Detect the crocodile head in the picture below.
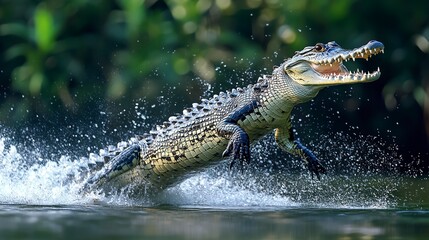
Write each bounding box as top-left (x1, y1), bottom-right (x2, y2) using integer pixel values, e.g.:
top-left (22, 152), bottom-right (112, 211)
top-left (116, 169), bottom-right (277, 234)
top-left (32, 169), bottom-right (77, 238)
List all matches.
top-left (284, 40), bottom-right (384, 86)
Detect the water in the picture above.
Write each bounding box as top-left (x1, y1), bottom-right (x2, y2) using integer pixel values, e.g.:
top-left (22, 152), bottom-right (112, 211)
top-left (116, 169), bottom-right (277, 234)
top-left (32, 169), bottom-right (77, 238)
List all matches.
top-left (1, 130), bottom-right (428, 239)
top-left (2, 205), bottom-right (428, 240)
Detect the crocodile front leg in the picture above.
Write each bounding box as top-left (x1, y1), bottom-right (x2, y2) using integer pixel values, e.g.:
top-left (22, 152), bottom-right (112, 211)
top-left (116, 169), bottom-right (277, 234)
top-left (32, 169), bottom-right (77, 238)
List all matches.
top-left (275, 119), bottom-right (326, 179)
top-left (216, 100), bottom-right (259, 169)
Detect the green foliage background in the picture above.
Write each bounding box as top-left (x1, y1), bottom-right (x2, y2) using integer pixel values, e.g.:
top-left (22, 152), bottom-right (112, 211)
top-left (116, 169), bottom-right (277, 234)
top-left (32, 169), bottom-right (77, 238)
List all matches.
top-left (0, 0), bottom-right (428, 165)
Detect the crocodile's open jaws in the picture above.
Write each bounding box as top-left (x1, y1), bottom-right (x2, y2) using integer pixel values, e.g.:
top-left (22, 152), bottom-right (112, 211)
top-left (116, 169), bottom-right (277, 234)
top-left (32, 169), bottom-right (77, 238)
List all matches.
top-left (285, 40), bottom-right (384, 86)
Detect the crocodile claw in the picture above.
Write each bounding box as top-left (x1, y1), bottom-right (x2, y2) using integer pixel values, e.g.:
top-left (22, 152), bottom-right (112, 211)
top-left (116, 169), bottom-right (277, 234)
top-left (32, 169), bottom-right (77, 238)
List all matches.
top-left (294, 139), bottom-right (326, 180)
top-left (307, 157), bottom-right (326, 180)
top-left (222, 132), bottom-right (250, 170)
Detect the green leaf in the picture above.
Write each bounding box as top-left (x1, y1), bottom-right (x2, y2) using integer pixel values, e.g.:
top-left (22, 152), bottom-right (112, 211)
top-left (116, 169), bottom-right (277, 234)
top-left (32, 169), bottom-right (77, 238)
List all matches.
top-left (34, 5), bottom-right (56, 53)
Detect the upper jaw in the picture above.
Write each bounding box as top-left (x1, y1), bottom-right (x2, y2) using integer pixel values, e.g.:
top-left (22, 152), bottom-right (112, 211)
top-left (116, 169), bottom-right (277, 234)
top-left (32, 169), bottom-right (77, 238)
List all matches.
top-left (287, 40), bottom-right (384, 86)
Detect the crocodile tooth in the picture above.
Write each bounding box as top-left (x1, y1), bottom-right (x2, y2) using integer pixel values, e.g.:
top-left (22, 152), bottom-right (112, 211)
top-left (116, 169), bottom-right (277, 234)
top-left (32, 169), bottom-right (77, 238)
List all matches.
top-left (237, 87), bottom-right (244, 93)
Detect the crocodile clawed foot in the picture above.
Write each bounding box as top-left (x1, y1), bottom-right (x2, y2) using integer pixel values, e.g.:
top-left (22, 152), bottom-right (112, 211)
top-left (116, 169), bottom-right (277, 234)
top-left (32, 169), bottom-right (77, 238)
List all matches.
top-left (294, 139), bottom-right (326, 180)
top-left (307, 158), bottom-right (326, 180)
top-left (222, 133), bottom-right (250, 170)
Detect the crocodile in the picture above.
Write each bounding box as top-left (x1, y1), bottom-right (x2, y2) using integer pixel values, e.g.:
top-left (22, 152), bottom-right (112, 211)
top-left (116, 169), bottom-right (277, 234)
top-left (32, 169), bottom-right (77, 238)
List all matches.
top-left (82, 40), bottom-right (384, 194)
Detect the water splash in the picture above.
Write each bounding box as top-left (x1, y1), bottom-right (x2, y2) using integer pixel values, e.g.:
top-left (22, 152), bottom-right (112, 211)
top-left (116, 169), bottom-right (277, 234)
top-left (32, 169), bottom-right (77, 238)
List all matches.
top-left (159, 166), bottom-right (396, 209)
top-left (0, 137), bottom-right (84, 205)
top-left (0, 127), bottom-right (401, 209)
top-left (160, 171), bottom-right (299, 208)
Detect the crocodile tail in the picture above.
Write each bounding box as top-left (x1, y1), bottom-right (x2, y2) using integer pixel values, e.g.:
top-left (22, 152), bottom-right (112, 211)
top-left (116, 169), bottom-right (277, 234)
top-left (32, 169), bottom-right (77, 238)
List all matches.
top-left (78, 136), bottom-right (148, 191)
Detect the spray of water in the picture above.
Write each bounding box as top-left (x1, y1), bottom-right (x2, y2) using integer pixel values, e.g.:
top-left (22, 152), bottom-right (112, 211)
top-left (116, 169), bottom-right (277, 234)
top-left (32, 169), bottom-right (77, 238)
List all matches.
top-left (0, 136), bottom-right (82, 205)
top-left (0, 128), bottom-right (400, 208)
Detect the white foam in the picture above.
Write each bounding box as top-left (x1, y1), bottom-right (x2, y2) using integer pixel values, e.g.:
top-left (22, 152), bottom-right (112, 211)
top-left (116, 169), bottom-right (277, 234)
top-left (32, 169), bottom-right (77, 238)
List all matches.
top-left (160, 172), bottom-right (299, 208)
top-left (0, 137), bottom-right (89, 205)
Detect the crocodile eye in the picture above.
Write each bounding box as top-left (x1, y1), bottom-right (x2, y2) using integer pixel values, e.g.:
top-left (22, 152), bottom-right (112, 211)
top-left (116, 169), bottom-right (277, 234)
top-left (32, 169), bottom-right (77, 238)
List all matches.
top-left (314, 43), bottom-right (325, 52)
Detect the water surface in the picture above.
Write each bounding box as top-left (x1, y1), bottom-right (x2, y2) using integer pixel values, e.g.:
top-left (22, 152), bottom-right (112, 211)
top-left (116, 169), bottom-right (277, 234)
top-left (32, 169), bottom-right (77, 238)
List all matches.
top-left (1, 204), bottom-right (429, 239)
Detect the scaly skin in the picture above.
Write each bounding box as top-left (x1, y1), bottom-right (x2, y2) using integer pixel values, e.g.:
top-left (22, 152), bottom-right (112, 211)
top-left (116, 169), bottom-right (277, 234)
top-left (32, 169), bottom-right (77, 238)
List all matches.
top-left (83, 40), bottom-right (384, 192)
